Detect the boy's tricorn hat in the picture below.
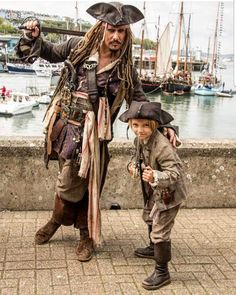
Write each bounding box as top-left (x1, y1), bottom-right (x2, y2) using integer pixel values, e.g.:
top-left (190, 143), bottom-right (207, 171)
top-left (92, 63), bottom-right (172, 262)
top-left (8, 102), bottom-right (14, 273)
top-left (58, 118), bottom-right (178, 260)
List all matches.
top-left (119, 101), bottom-right (174, 125)
top-left (86, 2), bottom-right (144, 26)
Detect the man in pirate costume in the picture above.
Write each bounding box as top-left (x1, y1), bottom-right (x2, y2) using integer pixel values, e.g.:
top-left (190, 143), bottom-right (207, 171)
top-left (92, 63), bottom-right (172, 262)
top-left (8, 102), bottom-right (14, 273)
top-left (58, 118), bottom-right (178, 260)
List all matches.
top-left (16, 2), bottom-right (178, 261)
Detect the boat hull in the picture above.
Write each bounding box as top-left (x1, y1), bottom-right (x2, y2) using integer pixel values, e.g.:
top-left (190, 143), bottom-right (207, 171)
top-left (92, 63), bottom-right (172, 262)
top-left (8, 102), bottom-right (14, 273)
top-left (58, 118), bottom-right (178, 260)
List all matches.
top-left (141, 80), bottom-right (162, 93)
top-left (38, 94), bottom-right (51, 104)
top-left (162, 81), bottom-right (192, 94)
top-left (216, 91), bottom-right (233, 97)
top-left (194, 86), bottom-right (219, 96)
top-left (0, 102), bottom-right (33, 116)
top-left (7, 63), bottom-right (36, 75)
top-left (35, 70), bottom-right (51, 77)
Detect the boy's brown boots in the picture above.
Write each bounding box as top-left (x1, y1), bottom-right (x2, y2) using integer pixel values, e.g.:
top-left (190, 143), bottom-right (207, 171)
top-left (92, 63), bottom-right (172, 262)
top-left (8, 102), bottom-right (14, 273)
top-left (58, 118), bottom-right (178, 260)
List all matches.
top-left (134, 225), bottom-right (154, 258)
top-left (142, 241), bottom-right (171, 290)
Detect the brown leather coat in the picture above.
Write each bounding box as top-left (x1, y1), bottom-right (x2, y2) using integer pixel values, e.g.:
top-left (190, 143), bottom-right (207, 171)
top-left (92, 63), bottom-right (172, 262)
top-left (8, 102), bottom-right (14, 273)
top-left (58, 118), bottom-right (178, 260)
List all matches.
top-left (135, 130), bottom-right (187, 211)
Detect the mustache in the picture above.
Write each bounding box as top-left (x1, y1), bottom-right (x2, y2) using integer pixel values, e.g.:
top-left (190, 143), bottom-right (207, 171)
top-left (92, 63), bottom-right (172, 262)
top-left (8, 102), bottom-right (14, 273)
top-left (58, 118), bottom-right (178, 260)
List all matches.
top-left (110, 41), bottom-right (122, 45)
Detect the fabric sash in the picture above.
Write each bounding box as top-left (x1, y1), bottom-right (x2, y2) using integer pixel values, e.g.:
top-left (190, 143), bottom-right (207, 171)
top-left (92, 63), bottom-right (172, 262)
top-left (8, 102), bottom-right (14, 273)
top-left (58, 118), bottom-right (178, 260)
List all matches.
top-left (97, 96), bottom-right (112, 141)
top-left (78, 111), bottom-right (101, 246)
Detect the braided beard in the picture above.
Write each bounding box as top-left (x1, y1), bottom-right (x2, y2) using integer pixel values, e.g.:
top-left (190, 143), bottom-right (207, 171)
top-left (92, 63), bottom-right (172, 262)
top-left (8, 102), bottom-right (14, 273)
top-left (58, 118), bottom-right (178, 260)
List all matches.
top-left (109, 49), bottom-right (121, 63)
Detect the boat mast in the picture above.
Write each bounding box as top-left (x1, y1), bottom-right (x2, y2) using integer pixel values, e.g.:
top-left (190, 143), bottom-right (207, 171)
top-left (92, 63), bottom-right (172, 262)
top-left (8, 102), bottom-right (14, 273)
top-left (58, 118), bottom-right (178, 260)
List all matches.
top-left (154, 16), bottom-right (160, 77)
top-left (206, 36), bottom-right (211, 65)
top-left (216, 3), bottom-right (224, 82)
top-left (75, 1), bottom-right (82, 31)
top-left (211, 2), bottom-right (220, 75)
top-left (184, 14), bottom-right (191, 72)
top-left (176, 2), bottom-right (184, 71)
top-left (139, 2), bottom-right (146, 77)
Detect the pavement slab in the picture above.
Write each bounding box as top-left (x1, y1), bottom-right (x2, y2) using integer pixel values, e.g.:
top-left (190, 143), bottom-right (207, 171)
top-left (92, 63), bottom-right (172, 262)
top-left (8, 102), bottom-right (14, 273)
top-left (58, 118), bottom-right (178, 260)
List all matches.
top-left (0, 208), bottom-right (236, 294)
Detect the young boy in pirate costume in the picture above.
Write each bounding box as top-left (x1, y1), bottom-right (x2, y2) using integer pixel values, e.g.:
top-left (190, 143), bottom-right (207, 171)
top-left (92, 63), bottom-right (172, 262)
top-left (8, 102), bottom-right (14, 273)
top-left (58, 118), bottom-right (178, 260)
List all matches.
top-left (15, 2), bottom-right (178, 262)
top-left (119, 101), bottom-right (187, 290)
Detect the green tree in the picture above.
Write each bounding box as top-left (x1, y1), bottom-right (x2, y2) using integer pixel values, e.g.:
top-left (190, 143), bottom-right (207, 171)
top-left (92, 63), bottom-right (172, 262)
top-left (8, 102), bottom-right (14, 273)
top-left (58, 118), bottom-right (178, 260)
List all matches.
top-left (0, 17), bottom-right (17, 34)
top-left (133, 37), bottom-right (156, 50)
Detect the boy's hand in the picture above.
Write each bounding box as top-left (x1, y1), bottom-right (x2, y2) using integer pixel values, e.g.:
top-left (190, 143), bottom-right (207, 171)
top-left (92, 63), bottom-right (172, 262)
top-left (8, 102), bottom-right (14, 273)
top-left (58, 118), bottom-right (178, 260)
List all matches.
top-left (142, 166), bottom-right (154, 183)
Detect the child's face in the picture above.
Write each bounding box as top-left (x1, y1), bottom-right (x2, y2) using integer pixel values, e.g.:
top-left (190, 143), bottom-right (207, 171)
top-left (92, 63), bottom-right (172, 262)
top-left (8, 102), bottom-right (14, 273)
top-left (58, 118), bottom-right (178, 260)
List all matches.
top-left (131, 119), bottom-right (153, 141)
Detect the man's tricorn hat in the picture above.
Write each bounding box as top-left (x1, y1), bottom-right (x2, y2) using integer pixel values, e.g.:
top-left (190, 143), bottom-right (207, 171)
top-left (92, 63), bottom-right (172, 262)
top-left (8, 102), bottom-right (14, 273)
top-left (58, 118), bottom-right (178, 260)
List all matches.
top-left (86, 2), bottom-right (144, 26)
top-left (119, 101), bottom-right (174, 125)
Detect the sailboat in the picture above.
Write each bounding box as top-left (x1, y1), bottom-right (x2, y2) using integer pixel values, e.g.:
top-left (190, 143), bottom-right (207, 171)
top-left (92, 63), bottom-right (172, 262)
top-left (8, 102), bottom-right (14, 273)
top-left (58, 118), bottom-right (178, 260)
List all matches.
top-left (194, 2), bottom-right (223, 96)
top-left (161, 2), bottom-right (192, 95)
top-left (137, 2), bottom-right (162, 94)
top-left (140, 22), bottom-right (172, 94)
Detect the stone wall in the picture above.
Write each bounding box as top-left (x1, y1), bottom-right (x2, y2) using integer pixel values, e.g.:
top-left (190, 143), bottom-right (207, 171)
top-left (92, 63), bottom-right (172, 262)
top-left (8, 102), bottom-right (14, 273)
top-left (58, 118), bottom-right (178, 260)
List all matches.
top-left (0, 137), bottom-right (236, 210)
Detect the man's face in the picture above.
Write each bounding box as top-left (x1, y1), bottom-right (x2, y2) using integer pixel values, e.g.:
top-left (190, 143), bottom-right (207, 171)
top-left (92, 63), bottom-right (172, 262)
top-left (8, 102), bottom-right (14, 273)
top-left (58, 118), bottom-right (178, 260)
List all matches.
top-left (103, 24), bottom-right (128, 51)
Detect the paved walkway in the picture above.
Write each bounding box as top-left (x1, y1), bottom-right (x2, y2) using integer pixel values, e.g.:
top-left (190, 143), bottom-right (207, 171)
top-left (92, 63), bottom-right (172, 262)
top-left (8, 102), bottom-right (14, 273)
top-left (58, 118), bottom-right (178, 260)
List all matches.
top-left (0, 208), bottom-right (236, 295)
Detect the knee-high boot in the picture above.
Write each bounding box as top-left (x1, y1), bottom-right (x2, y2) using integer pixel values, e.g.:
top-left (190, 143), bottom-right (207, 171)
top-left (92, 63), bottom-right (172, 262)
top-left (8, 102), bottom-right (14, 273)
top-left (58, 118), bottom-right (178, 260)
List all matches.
top-left (74, 194), bottom-right (94, 262)
top-left (134, 225), bottom-right (154, 258)
top-left (142, 241), bottom-right (171, 290)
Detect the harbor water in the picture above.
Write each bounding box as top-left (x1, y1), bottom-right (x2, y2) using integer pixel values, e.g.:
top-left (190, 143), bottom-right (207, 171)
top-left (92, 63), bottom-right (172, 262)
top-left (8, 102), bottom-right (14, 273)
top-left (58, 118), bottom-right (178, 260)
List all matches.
top-left (0, 63), bottom-right (235, 139)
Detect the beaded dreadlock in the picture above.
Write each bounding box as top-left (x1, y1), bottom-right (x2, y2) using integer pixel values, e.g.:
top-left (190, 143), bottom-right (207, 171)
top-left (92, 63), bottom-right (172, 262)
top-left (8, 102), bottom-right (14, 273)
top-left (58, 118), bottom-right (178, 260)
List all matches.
top-left (52, 20), bottom-right (135, 107)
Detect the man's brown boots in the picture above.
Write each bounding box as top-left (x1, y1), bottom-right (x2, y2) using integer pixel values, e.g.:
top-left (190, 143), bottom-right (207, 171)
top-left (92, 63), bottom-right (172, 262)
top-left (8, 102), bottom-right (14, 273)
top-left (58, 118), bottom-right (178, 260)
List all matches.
top-left (35, 218), bottom-right (61, 245)
top-left (76, 228), bottom-right (94, 262)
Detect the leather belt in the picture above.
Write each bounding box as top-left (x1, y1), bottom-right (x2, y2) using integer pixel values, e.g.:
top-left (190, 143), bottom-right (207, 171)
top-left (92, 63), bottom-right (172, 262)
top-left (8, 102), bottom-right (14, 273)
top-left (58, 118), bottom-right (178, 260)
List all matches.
top-left (68, 119), bottom-right (81, 127)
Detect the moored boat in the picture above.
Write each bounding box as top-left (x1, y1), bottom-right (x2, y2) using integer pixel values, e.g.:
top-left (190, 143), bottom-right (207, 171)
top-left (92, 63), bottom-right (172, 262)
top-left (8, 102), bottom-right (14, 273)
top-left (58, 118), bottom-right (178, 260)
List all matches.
top-left (163, 89), bottom-right (185, 96)
top-left (6, 62), bottom-right (36, 75)
top-left (140, 79), bottom-right (161, 93)
top-left (33, 60), bottom-right (63, 77)
top-left (38, 93), bottom-right (51, 104)
top-left (161, 3), bottom-right (192, 95)
top-left (194, 85), bottom-right (219, 96)
top-left (162, 78), bottom-right (192, 94)
top-left (0, 92), bottom-right (35, 116)
top-left (194, 3), bottom-right (224, 97)
top-left (216, 91), bottom-right (233, 97)
top-left (136, 6), bottom-right (170, 94)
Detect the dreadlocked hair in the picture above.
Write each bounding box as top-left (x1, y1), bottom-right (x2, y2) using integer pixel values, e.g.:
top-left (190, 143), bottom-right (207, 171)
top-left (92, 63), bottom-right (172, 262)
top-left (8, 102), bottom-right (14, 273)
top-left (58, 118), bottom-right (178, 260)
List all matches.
top-left (116, 26), bottom-right (135, 106)
top-left (53, 21), bottom-right (135, 106)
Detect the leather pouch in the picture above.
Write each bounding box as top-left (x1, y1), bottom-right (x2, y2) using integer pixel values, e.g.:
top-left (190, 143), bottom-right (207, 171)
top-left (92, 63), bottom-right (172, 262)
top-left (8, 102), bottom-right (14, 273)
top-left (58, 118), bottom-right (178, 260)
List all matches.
top-left (161, 188), bottom-right (175, 205)
top-left (50, 118), bottom-right (65, 141)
